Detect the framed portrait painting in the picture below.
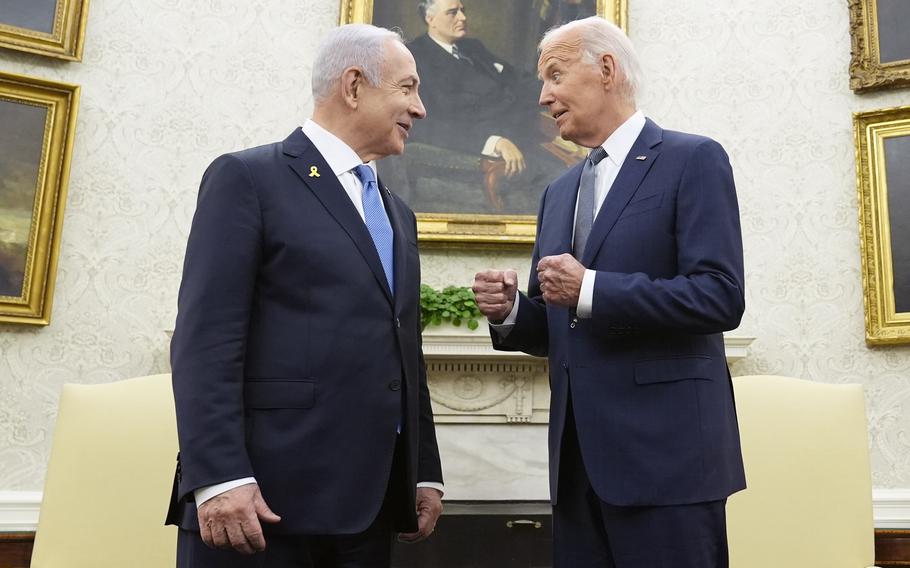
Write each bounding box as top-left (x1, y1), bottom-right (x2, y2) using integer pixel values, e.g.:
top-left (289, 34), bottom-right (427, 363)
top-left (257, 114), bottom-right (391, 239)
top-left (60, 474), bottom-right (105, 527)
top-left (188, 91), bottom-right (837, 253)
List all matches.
top-left (849, 0), bottom-right (910, 92)
top-left (0, 72), bottom-right (79, 325)
top-left (854, 105), bottom-right (910, 345)
top-left (0, 0), bottom-right (90, 61)
top-left (340, 0), bottom-right (628, 245)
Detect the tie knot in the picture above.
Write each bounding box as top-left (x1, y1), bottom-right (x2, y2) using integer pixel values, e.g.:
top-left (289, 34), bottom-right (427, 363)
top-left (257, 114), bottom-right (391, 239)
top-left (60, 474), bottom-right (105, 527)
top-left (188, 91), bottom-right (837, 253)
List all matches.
top-left (353, 164), bottom-right (376, 186)
top-left (588, 146), bottom-right (608, 165)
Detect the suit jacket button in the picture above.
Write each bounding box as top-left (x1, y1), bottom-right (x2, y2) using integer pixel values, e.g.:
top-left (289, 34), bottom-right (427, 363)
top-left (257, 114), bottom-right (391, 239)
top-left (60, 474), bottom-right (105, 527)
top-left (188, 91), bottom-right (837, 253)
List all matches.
top-left (396, 318), bottom-right (401, 328)
top-left (389, 379), bottom-right (402, 391)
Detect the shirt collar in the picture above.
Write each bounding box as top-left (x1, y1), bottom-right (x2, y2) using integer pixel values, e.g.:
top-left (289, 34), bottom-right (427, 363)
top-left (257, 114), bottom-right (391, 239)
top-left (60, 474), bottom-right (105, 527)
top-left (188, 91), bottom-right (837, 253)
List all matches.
top-left (302, 119), bottom-right (376, 179)
top-left (598, 110), bottom-right (646, 168)
top-left (428, 34), bottom-right (455, 55)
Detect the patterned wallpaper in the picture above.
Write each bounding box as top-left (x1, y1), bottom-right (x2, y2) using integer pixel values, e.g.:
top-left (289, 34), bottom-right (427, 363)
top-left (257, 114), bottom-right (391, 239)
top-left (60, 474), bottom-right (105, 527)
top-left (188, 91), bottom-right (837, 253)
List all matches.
top-left (0, 0), bottom-right (909, 491)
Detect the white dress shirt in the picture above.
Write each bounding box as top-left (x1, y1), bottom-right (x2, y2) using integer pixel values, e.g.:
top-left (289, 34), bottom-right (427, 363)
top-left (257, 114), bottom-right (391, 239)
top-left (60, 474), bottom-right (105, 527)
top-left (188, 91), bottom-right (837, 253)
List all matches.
top-left (195, 119), bottom-right (443, 506)
top-left (493, 110), bottom-right (647, 329)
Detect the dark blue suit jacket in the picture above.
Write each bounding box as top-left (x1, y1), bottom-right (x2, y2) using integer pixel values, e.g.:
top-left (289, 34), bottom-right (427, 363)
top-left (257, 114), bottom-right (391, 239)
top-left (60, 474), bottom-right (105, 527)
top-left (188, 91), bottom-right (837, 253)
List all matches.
top-left (166, 129), bottom-right (442, 534)
top-left (495, 119), bottom-right (746, 506)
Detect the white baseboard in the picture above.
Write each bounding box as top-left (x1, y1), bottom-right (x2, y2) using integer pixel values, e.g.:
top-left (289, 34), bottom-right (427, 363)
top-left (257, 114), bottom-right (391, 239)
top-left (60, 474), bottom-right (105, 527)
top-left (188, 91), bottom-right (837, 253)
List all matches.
top-left (872, 488), bottom-right (910, 529)
top-left (2, 489), bottom-right (909, 532)
top-left (0, 491), bottom-right (41, 532)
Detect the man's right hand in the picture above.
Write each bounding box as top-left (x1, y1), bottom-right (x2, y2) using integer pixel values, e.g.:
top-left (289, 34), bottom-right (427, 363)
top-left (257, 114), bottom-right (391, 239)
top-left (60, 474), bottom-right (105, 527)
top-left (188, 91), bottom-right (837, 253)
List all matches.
top-left (472, 270), bottom-right (518, 323)
top-left (197, 483), bottom-right (281, 555)
top-left (494, 138), bottom-right (526, 177)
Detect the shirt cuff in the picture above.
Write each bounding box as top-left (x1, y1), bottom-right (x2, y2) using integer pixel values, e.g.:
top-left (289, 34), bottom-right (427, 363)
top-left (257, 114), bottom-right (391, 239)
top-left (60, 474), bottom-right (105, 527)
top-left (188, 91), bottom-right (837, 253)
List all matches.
top-left (576, 269), bottom-right (596, 318)
top-left (417, 482), bottom-right (445, 497)
top-left (194, 477), bottom-right (257, 506)
top-left (482, 135), bottom-right (503, 157)
top-left (489, 295), bottom-right (520, 337)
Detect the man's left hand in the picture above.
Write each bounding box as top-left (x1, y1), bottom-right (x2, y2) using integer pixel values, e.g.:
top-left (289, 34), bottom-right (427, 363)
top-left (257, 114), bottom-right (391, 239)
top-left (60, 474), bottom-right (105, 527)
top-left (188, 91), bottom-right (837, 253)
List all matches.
top-left (398, 487), bottom-right (443, 543)
top-left (537, 254), bottom-right (585, 308)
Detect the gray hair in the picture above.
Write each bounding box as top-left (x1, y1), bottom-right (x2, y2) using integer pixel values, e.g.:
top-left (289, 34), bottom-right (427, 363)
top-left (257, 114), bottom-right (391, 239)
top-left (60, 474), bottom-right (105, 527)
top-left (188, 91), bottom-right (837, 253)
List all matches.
top-left (417, 0), bottom-right (439, 20)
top-left (311, 24), bottom-right (403, 104)
top-left (540, 17), bottom-right (642, 104)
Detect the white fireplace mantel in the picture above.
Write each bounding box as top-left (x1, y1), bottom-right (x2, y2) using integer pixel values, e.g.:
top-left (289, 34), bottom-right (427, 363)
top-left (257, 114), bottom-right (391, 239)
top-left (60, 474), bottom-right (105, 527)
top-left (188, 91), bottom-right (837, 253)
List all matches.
top-left (422, 330), bottom-right (754, 361)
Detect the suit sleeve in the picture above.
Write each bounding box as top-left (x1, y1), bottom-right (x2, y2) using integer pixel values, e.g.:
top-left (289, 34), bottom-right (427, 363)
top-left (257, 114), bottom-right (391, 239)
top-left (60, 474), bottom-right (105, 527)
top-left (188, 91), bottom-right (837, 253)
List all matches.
top-left (591, 139), bottom-right (745, 334)
top-left (170, 154), bottom-right (261, 501)
top-left (409, 209), bottom-right (443, 484)
top-left (416, 346), bottom-right (443, 483)
top-left (491, 187), bottom-right (550, 357)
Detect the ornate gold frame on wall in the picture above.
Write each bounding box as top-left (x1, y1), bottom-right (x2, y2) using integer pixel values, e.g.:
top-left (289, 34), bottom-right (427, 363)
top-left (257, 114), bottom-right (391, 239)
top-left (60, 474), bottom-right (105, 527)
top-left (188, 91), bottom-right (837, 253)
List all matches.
top-left (854, 105), bottom-right (910, 345)
top-left (339, 0), bottom-right (628, 246)
top-left (848, 0), bottom-right (910, 92)
top-left (0, 72), bottom-right (80, 325)
top-left (0, 0), bottom-right (90, 61)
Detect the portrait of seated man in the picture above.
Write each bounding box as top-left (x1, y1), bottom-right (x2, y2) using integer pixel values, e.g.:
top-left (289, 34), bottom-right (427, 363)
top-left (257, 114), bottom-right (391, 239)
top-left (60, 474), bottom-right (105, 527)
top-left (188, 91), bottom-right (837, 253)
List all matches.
top-left (375, 0), bottom-right (596, 215)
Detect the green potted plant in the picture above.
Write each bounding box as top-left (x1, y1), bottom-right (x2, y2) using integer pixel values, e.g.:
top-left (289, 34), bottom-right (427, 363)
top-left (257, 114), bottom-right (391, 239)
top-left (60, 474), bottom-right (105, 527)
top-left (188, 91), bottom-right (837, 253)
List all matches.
top-left (419, 284), bottom-right (483, 332)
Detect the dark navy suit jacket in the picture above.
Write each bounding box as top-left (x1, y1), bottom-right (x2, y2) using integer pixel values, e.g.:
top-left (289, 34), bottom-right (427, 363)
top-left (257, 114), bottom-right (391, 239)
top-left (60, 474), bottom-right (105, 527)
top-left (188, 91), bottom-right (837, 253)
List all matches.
top-left (495, 119), bottom-right (747, 506)
top-left (167, 129), bottom-right (442, 534)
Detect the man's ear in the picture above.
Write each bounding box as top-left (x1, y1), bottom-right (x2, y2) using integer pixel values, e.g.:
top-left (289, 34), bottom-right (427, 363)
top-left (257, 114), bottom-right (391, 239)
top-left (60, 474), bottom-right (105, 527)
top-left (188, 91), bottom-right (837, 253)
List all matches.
top-left (600, 53), bottom-right (617, 91)
top-left (340, 67), bottom-right (365, 109)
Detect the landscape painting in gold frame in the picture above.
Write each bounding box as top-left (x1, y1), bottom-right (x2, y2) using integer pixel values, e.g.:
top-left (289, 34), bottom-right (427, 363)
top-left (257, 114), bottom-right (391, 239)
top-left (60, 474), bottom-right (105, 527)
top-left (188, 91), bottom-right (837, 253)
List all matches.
top-left (854, 104), bottom-right (910, 345)
top-left (849, 0), bottom-right (910, 92)
top-left (0, 0), bottom-right (90, 61)
top-left (340, 0), bottom-right (628, 246)
top-left (0, 71), bottom-right (79, 325)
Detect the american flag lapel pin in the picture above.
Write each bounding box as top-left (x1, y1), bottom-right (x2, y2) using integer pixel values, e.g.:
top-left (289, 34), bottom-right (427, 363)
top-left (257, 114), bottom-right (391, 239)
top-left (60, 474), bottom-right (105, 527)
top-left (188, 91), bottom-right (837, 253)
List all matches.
top-left (635, 155), bottom-right (647, 161)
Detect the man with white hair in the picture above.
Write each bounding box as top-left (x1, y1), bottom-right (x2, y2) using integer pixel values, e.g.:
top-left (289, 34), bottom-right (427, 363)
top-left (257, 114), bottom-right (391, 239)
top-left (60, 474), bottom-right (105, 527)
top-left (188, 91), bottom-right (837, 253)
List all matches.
top-left (473, 17), bottom-right (746, 567)
top-left (167, 23), bottom-right (443, 567)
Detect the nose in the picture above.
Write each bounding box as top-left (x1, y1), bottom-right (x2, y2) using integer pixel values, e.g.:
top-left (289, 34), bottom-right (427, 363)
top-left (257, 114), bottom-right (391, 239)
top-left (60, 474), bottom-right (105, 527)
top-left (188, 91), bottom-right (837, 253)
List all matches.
top-left (539, 82), bottom-right (554, 107)
top-left (456, 8), bottom-right (466, 22)
top-left (411, 92), bottom-right (427, 119)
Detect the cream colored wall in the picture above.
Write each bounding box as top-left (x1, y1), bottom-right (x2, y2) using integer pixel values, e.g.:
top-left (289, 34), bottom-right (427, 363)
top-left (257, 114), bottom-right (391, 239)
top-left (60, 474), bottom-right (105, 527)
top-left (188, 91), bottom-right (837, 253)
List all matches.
top-left (0, 0), bottom-right (908, 492)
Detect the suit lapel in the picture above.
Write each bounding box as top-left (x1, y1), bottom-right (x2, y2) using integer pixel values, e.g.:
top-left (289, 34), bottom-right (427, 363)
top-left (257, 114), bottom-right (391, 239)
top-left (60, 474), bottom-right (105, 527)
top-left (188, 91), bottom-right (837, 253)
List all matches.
top-left (381, 179), bottom-right (408, 314)
top-left (284, 129), bottom-right (394, 305)
top-left (581, 119), bottom-right (662, 266)
top-left (551, 162), bottom-right (585, 254)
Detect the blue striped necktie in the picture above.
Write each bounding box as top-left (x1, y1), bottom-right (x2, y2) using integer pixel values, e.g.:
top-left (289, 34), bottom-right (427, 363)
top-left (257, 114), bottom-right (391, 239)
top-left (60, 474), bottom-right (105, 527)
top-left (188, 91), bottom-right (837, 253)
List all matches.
top-left (573, 146), bottom-right (609, 260)
top-left (353, 164), bottom-right (395, 294)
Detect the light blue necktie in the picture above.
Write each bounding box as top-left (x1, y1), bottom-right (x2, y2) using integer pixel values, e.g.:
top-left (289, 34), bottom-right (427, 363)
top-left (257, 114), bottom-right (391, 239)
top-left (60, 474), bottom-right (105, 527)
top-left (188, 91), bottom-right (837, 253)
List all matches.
top-left (573, 146), bottom-right (609, 260)
top-left (353, 164), bottom-right (395, 294)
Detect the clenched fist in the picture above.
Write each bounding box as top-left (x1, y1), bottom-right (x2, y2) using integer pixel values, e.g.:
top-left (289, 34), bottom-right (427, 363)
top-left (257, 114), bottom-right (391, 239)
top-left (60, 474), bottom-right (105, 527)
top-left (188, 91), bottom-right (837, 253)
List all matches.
top-left (537, 254), bottom-right (585, 308)
top-left (472, 270), bottom-right (518, 323)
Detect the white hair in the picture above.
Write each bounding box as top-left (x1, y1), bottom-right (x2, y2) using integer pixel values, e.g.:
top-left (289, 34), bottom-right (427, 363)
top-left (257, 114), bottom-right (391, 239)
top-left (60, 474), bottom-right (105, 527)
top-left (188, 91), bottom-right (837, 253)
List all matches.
top-left (311, 24), bottom-right (403, 103)
top-left (540, 16), bottom-right (642, 104)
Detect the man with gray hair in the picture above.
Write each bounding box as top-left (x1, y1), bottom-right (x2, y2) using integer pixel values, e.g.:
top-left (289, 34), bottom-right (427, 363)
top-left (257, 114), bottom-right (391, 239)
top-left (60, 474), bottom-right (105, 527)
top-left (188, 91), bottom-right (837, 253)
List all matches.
top-left (167, 23), bottom-right (443, 567)
top-left (473, 16), bottom-right (746, 567)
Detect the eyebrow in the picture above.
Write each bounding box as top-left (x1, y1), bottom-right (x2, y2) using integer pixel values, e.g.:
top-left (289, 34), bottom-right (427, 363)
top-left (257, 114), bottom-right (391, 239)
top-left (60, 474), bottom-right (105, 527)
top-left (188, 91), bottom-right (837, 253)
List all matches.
top-left (537, 60), bottom-right (560, 80)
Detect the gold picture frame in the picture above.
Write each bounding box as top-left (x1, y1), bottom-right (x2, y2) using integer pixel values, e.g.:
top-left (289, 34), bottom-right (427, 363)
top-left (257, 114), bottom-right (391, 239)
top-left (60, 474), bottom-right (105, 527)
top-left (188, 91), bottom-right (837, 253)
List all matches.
top-left (854, 105), bottom-right (910, 345)
top-left (340, 0), bottom-right (628, 246)
top-left (848, 0), bottom-right (910, 92)
top-left (0, 0), bottom-right (90, 61)
top-left (0, 71), bottom-right (80, 325)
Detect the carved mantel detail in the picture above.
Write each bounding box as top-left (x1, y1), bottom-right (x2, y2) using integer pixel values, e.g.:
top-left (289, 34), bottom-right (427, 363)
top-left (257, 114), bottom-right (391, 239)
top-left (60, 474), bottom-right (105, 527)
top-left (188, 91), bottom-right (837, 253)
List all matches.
top-left (422, 328), bottom-right (754, 424)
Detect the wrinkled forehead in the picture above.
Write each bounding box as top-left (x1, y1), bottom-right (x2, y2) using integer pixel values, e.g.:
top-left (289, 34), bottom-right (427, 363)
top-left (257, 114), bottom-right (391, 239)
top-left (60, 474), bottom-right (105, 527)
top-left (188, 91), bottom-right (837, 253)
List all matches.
top-left (537, 30), bottom-right (583, 71)
top-left (384, 40), bottom-right (420, 80)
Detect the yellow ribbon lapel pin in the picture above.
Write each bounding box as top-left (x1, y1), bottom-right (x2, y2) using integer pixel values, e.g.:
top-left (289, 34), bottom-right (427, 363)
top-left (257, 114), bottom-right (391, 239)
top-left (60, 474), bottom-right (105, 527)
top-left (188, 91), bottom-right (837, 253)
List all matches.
top-left (308, 166), bottom-right (320, 177)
